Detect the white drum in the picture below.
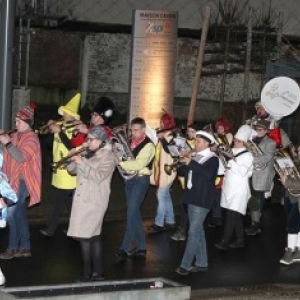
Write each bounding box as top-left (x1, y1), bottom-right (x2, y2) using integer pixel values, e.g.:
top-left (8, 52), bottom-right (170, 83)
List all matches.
top-left (261, 76), bottom-right (300, 117)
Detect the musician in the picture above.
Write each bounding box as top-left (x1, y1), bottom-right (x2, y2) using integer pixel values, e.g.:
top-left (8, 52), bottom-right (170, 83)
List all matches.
top-left (277, 143), bottom-right (300, 265)
top-left (0, 104), bottom-right (41, 260)
top-left (39, 94), bottom-right (81, 237)
top-left (148, 112), bottom-right (177, 233)
top-left (215, 125), bottom-right (253, 250)
top-left (208, 117), bottom-right (233, 228)
top-left (67, 126), bottom-right (115, 282)
top-left (245, 119), bottom-right (276, 236)
top-left (250, 101), bottom-right (293, 208)
top-left (73, 96), bottom-right (114, 147)
top-left (175, 131), bottom-right (219, 276)
top-left (114, 117), bottom-right (155, 260)
top-left (171, 122), bottom-right (200, 241)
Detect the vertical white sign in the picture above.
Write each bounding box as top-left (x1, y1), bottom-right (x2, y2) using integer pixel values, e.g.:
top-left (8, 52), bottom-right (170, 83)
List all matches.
top-left (129, 10), bottom-right (178, 129)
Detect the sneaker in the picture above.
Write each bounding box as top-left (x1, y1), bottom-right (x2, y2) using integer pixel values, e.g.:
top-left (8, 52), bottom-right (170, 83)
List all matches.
top-left (14, 249), bottom-right (32, 258)
top-left (170, 229), bottom-right (186, 241)
top-left (175, 267), bottom-right (189, 276)
top-left (189, 265), bottom-right (208, 272)
top-left (280, 248), bottom-right (294, 265)
top-left (0, 219), bottom-right (6, 228)
top-left (229, 240), bottom-right (245, 249)
top-left (0, 249), bottom-right (18, 260)
top-left (148, 224), bottom-right (165, 234)
top-left (39, 228), bottom-right (54, 237)
top-left (207, 219), bottom-right (222, 228)
top-left (114, 249), bottom-right (129, 260)
top-left (245, 223), bottom-right (261, 236)
top-left (215, 240), bottom-right (229, 251)
top-left (292, 247), bottom-right (300, 262)
top-left (129, 248), bottom-right (147, 258)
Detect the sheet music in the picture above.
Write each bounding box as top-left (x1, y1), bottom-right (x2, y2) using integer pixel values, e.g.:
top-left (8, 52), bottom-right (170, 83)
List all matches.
top-left (275, 157), bottom-right (294, 168)
top-left (167, 145), bottom-right (181, 157)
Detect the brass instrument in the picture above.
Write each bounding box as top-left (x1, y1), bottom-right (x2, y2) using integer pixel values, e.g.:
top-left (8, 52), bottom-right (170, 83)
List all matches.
top-left (35, 118), bottom-right (64, 134)
top-left (245, 140), bottom-right (267, 170)
top-left (274, 148), bottom-right (300, 197)
top-left (111, 127), bottom-right (137, 180)
top-left (52, 147), bottom-right (88, 172)
top-left (164, 135), bottom-right (193, 175)
top-left (164, 157), bottom-right (183, 176)
top-left (203, 123), bottom-right (235, 166)
top-left (0, 129), bottom-right (17, 137)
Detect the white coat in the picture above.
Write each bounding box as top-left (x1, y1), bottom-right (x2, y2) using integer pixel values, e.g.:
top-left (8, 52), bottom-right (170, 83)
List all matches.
top-left (221, 148), bottom-right (253, 215)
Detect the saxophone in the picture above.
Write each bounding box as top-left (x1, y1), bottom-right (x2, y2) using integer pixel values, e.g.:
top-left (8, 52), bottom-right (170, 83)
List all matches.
top-left (111, 126), bottom-right (137, 180)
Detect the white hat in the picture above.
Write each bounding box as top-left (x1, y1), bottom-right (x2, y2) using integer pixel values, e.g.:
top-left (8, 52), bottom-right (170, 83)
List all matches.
top-left (196, 130), bottom-right (216, 144)
top-left (234, 125), bottom-right (252, 143)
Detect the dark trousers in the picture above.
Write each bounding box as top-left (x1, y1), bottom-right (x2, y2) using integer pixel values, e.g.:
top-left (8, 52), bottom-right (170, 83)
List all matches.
top-left (284, 197), bottom-right (300, 234)
top-left (222, 209), bottom-right (244, 242)
top-left (46, 186), bottom-right (74, 234)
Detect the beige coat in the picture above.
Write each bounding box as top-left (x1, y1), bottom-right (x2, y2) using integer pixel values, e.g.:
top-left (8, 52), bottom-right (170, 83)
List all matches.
top-left (67, 144), bottom-right (115, 239)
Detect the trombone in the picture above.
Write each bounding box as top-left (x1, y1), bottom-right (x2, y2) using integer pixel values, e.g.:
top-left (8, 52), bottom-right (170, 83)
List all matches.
top-left (52, 147), bottom-right (88, 172)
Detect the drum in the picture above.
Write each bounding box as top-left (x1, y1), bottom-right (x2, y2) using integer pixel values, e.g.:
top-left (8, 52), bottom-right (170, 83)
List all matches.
top-left (261, 76), bottom-right (300, 117)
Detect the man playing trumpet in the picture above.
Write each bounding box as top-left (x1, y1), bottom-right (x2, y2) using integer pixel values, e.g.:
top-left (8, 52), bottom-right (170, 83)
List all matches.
top-left (175, 131), bottom-right (219, 276)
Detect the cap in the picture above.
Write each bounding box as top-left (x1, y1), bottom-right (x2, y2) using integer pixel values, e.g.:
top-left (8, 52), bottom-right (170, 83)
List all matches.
top-left (16, 102), bottom-right (37, 126)
top-left (255, 119), bottom-right (270, 130)
top-left (196, 130), bottom-right (216, 144)
top-left (234, 125), bottom-right (252, 143)
top-left (93, 97), bottom-right (114, 124)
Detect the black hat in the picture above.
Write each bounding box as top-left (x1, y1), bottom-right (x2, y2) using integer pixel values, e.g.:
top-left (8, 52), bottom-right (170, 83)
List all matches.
top-left (93, 97), bottom-right (114, 124)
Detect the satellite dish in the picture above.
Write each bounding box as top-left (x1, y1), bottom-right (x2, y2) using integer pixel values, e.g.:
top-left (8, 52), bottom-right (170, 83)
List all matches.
top-left (261, 76), bottom-right (300, 117)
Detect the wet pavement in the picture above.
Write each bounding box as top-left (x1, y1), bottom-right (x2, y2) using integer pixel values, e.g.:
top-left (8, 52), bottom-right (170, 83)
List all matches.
top-left (0, 158), bottom-right (300, 299)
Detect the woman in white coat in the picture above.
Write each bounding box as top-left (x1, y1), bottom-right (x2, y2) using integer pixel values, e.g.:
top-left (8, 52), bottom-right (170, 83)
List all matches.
top-left (215, 125), bottom-right (253, 250)
top-left (67, 126), bottom-right (115, 282)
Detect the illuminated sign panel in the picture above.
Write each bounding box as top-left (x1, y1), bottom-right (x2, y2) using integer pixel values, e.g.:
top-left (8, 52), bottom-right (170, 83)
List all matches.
top-left (129, 10), bottom-right (178, 128)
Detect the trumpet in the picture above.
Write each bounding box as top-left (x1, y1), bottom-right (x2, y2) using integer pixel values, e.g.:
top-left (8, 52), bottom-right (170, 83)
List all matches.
top-left (0, 129), bottom-right (17, 137)
top-left (35, 118), bottom-right (64, 134)
top-left (51, 147), bottom-right (89, 172)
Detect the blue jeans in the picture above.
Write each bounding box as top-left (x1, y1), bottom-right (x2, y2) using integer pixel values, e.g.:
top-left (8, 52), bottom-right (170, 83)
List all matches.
top-left (7, 180), bottom-right (30, 250)
top-left (121, 176), bottom-right (150, 252)
top-left (154, 183), bottom-right (175, 227)
top-left (180, 204), bottom-right (209, 270)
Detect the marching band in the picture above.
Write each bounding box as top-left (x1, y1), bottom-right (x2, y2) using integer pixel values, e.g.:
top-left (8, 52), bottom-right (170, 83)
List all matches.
top-left (0, 76), bottom-right (299, 283)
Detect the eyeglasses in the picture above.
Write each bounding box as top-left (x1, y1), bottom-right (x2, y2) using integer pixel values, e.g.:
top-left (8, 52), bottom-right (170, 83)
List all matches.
top-left (86, 137), bottom-right (96, 142)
